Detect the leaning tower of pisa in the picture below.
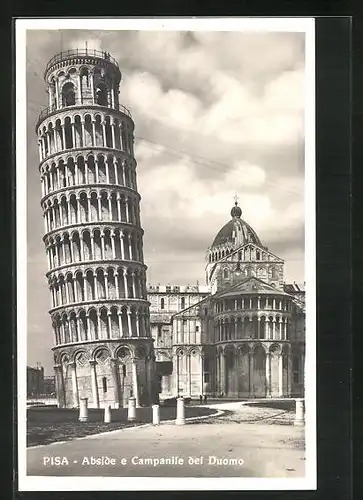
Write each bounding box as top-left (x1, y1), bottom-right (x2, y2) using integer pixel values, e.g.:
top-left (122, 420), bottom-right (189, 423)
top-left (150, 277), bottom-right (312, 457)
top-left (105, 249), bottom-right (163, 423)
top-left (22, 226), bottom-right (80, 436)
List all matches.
top-left (36, 49), bottom-right (156, 409)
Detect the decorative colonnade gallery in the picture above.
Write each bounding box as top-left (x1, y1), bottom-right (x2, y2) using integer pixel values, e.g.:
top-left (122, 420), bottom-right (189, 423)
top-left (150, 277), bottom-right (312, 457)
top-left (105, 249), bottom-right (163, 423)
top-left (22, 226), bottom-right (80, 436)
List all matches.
top-left (214, 315), bottom-right (290, 341)
top-left (216, 297), bottom-right (291, 313)
top-left (40, 155), bottom-right (137, 197)
top-left (49, 265), bottom-right (147, 307)
top-left (51, 304), bottom-right (151, 345)
top-left (38, 112), bottom-right (134, 162)
top-left (42, 189), bottom-right (140, 233)
top-left (44, 228), bottom-right (144, 269)
top-left (209, 245), bottom-right (271, 262)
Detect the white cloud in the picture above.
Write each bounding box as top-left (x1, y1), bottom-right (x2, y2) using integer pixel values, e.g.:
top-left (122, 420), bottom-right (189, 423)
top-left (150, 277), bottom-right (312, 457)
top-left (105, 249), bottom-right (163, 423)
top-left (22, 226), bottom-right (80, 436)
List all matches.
top-left (123, 71), bottom-right (203, 130)
top-left (71, 36), bottom-right (103, 51)
top-left (232, 161), bottom-right (266, 187)
top-left (123, 61), bottom-right (304, 150)
top-left (192, 32), bottom-right (304, 79)
top-left (138, 155), bottom-right (269, 225)
top-left (265, 68), bottom-right (305, 112)
top-left (135, 140), bottom-right (165, 161)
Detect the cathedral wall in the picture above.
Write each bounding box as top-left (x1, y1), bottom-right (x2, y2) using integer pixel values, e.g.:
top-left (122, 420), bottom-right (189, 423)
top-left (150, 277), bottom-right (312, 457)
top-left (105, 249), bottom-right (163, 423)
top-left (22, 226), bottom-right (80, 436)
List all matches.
top-left (161, 374), bottom-right (173, 395)
top-left (237, 354), bottom-right (250, 395)
top-left (148, 290), bottom-right (209, 316)
top-left (190, 351), bottom-right (202, 396)
top-left (152, 324), bottom-right (173, 349)
top-left (270, 354), bottom-right (279, 397)
top-left (177, 354), bottom-right (188, 395)
top-left (213, 262), bottom-right (284, 292)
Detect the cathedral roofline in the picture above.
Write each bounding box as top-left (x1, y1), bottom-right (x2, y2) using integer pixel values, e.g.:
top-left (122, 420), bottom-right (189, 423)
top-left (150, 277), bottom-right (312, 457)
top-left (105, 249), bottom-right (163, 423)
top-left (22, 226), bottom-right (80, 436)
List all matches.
top-left (171, 295), bottom-right (211, 319)
top-left (205, 242), bottom-right (284, 268)
top-left (213, 276), bottom-right (292, 299)
top-left (284, 282), bottom-right (306, 293)
top-left (147, 284), bottom-right (209, 293)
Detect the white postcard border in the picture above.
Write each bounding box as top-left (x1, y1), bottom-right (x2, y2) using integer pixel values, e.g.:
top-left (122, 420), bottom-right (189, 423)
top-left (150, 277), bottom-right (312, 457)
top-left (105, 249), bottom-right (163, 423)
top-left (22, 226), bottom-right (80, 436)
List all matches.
top-left (16, 16), bottom-right (316, 491)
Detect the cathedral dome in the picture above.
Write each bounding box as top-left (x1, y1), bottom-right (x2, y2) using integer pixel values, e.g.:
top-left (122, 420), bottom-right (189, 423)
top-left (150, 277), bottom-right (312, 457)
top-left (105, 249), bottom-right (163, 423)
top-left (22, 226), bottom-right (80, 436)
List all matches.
top-left (211, 202), bottom-right (263, 249)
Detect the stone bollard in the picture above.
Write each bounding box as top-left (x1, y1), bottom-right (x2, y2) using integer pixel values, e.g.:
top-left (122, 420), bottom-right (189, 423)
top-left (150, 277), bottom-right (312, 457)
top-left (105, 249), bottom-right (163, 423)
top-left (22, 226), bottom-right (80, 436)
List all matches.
top-left (152, 404), bottom-right (160, 425)
top-left (175, 397), bottom-right (185, 425)
top-left (104, 405), bottom-right (111, 423)
top-left (294, 398), bottom-right (305, 426)
top-left (78, 397), bottom-right (88, 422)
top-left (128, 397), bottom-right (136, 421)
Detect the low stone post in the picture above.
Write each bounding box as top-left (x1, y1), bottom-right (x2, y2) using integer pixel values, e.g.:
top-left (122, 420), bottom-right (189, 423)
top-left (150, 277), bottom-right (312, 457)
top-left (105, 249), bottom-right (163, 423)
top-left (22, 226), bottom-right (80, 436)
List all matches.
top-left (176, 397), bottom-right (185, 425)
top-left (128, 397), bottom-right (136, 421)
top-left (78, 397), bottom-right (88, 422)
top-left (152, 404), bottom-right (160, 425)
top-left (104, 405), bottom-right (111, 423)
top-left (294, 398), bottom-right (305, 426)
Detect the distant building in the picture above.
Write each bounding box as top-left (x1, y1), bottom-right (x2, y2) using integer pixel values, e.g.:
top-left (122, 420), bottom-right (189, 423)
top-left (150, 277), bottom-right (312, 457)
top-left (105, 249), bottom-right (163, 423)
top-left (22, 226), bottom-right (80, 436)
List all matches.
top-left (43, 376), bottom-right (56, 396)
top-left (148, 202), bottom-right (305, 399)
top-left (283, 282), bottom-right (306, 305)
top-left (148, 284), bottom-right (210, 395)
top-left (27, 365), bottom-right (44, 398)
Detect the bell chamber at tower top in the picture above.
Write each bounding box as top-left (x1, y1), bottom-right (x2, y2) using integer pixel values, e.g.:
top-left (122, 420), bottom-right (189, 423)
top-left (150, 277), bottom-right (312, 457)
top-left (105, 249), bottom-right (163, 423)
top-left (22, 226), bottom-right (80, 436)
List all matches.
top-left (36, 49), bottom-right (133, 156)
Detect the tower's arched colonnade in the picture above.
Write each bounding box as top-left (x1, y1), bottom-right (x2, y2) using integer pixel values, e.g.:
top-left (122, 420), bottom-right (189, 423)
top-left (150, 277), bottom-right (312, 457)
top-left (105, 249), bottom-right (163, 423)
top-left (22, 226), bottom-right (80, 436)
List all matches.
top-left (36, 49), bottom-right (156, 408)
top-left (54, 342), bottom-right (154, 409)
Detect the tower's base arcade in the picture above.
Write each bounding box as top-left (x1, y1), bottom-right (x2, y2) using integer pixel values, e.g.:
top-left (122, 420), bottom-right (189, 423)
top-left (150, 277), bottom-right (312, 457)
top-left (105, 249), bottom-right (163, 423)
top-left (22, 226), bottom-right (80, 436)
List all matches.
top-left (53, 339), bottom-right (156, 408)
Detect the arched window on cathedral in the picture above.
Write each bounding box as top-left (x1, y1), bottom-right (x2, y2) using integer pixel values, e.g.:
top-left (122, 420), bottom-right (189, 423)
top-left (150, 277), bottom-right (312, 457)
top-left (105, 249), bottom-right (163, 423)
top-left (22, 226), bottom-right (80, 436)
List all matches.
top-left (181, 297), bottom-right (185, 309)
top-left (61, 82), bottom-right (76, 107)
top-left (160, 298), bottom-right (165, 310)
top-left (223, 268), bottom-right (229, 279)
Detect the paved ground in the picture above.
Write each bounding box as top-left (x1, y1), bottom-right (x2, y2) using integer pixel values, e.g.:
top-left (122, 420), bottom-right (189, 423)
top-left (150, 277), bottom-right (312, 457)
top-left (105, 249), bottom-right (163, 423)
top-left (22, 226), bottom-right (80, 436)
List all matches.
top-left (27, 402), bottom-right (305, 478)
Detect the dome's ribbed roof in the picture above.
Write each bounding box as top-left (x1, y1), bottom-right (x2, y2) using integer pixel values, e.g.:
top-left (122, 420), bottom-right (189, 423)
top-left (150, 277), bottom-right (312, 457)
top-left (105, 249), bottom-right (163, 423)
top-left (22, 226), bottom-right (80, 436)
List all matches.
top-left (211, 202), bottom-right (262, 249)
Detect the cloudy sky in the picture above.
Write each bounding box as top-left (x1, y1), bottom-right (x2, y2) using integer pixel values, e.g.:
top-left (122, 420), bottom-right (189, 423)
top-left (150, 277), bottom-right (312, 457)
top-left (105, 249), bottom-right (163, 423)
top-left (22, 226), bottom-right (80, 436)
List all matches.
top-left (25, 28), bottom-right (306, 374)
